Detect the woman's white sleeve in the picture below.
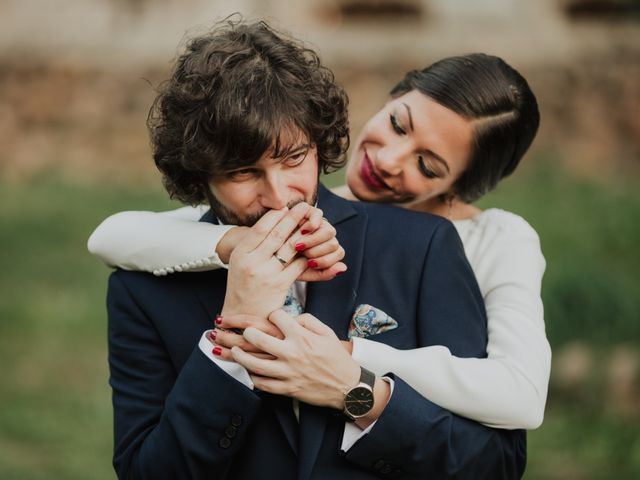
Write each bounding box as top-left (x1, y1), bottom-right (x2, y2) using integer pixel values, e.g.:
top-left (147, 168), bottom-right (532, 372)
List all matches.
top-left (87, 206), bottom-right (235, 276)
top-left (352, 222), bottom-right (550, 430)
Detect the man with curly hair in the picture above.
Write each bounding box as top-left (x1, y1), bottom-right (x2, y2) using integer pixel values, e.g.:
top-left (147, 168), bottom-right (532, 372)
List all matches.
top-left (106, 19), bottom-right (522, 479)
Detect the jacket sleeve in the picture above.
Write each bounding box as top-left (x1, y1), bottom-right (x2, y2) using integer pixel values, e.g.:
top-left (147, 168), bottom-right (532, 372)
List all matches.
top-left (344, 221), bottom-right (526, 479)
top-left (107, 272), bottom-right (261, 479)
top-left (88, 207), bottom-right (233, 275)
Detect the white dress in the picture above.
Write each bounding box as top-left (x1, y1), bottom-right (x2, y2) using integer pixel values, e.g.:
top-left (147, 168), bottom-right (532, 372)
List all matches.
top-left (88, 205), bottom-right (550, 429)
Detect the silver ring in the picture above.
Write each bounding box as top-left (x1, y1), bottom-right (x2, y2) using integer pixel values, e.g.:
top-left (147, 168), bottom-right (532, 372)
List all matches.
top-left (274, 255), bottom-right (288, 266)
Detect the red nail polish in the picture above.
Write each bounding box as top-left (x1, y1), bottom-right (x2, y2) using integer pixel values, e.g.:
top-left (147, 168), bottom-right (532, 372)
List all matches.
top-left (209, 330), bottom-right (217, 340)
top-left (301, 229), bottom-right (310, 235)
top-left (212, 346), bottom-right (222, 356)
top-left (336, 270), bottom-right (345, 276)
top-left (215, 314), bottom-right (223, 325)
top-left (295, 243), bottom-right (306, 252)
top-left (307, 260), bottom-right (318, 268)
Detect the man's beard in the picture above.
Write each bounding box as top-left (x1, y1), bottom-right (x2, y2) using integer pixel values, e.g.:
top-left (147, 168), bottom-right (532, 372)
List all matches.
top-left (207, 184), bottom-right (319, 226)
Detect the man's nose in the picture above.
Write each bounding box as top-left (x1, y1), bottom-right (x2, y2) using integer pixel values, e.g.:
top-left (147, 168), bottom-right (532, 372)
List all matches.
top-left (259, 173), bottom-right (289, 210)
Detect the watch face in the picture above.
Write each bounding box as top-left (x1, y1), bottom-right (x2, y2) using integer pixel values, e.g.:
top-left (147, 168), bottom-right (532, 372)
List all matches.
top-left (345, 386), bottom-right (374, 417)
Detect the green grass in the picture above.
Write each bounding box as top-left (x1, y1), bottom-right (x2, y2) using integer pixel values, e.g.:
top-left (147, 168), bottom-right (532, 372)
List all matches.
top-left (527, 407), bottom-right (640, 480)
top-left (0, 173), bottom-right (178, 479)
top-left (0, 162), bottom-right (638, 479)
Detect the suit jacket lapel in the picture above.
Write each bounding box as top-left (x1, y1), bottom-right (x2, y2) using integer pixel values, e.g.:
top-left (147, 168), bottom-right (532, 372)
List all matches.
top-left (305, 186), bottom-right (366, 337)
top-left (298, 185), bottom-right (367, 480)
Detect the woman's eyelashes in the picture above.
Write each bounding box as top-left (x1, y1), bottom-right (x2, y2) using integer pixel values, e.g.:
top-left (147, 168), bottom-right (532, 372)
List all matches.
top-left (418, 156), bottom-right (439, 179)
top-left (389, 113), bottom-right (439, 179)
top-left (390, 114), bottom-right (406, 135)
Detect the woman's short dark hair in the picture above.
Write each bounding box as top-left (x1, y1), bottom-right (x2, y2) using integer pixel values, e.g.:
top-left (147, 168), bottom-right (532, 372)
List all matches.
top-left (148, 18), bottom-right (350, 205)
top-left (390, 53), bottom-right (540, 203)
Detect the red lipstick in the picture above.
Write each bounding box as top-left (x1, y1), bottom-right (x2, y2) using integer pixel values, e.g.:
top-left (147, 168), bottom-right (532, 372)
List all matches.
top-left (360, 152), bottom-right (389, 190)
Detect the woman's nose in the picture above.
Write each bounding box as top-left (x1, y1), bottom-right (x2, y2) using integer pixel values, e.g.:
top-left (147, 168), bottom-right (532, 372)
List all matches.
top-left (375, 146), bottom-right (404, 177)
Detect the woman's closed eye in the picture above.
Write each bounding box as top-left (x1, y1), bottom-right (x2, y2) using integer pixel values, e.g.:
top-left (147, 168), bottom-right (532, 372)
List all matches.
top-left (418, 156), bottom-right (439, 179)
top-left (390, 114), bottom-right (406, 136)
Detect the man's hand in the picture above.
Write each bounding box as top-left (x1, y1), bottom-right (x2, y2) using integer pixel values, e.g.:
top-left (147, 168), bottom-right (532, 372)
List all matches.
top-left (208, 311), bottom-right (390, 428)
top-left (231, 310), bottom-right (362, 410)
top-left (215, 207), bottom-right (347, 281)
top-left (221, 204), bottom-right (311, 318)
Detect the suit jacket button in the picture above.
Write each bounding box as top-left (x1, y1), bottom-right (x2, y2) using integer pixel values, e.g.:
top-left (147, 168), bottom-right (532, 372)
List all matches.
top-left (380, 464), bottom-right (393, 475)
top-left (225, 425), bottom-right (237, 438)
top-left (373, 459), bottom-right (385, 470)
top-left (231, 414), bottom-right (242, 426)
top-left (219, 437), bottom-right (232, 449)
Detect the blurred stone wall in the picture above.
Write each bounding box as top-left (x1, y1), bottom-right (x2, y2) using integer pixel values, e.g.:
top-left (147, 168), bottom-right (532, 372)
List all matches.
top-left (0, 0), bottom-right (638, 180)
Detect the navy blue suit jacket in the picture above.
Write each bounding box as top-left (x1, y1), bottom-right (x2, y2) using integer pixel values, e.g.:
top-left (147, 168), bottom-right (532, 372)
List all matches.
top-left (107, 185), bottom-right (526, 479)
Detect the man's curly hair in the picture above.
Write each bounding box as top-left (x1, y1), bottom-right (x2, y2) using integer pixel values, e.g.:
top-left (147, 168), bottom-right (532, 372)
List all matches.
top-left (147, 18), bottom-right (350, 206)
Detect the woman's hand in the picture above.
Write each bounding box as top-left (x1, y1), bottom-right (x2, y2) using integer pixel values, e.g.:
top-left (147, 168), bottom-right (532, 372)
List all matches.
top-left (216, 226), bottom-right (250, 264)
top-left (288, 217), bottom-right (347, 282)
top-left (206, 313), bottom-right (284, 361)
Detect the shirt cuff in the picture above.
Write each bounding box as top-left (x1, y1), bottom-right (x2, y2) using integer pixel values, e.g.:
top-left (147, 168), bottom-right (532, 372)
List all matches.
top-left (152, 224), bottom-right (234, 276)
top-left (340, 377), bottom-right (394, 452)
top-left (198, 330), bottom-right (254, 389)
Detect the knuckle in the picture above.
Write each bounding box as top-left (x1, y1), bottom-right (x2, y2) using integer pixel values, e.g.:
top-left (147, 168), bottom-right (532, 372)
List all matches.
top-left (252, 223), bottom-right (271, 236)
top-left (284, 384), bottom-right (298, 396)
top-left (291, 203), bottom-right (310, 218)
top-left (240, 264), bottom-right (258, 277)
top-left (271, 228), bottom-right (287, 243)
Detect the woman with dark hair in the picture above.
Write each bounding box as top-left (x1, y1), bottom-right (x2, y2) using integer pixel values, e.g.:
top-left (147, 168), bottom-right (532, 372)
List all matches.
top-left (89, 53), bottom-right (550, 430)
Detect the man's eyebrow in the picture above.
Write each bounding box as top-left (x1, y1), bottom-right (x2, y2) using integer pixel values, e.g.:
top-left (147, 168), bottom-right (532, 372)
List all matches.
top-left (290, 142), bottom-right (311, 153)
top-left (280, 142), bottom-right (311, 157)
top-left (402, 103), bottom-right (414, 132)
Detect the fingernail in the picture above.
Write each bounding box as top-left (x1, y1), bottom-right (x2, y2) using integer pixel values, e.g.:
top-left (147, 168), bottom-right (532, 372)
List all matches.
top-left (209, 330), bottom-right (217, 340)
top-left (301, 229), bottom-right (310, 235)
top-left (336, 270), bottom-right (345, 276)
top-left (307, 260), bottom-right (318, 268)
top-left (295, 243), bottom-right (306, 252)
top-left (212, 346), bottom-right (222, 356)
top-left (215, 314), bottom-right (223, 325)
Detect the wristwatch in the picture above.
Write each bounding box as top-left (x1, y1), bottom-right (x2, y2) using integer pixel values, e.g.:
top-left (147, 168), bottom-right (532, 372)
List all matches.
top-left (343, 366), bottom-right (376, 421)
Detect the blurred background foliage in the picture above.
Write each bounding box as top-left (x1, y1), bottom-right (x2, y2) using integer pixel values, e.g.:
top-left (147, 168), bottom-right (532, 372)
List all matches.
top-left (1, 1), bottom-right (639, 479)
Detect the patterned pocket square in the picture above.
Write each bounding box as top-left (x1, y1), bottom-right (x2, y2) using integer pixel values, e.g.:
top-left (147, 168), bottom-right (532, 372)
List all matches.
top-left (348, 304), bottom-right (399, 339)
